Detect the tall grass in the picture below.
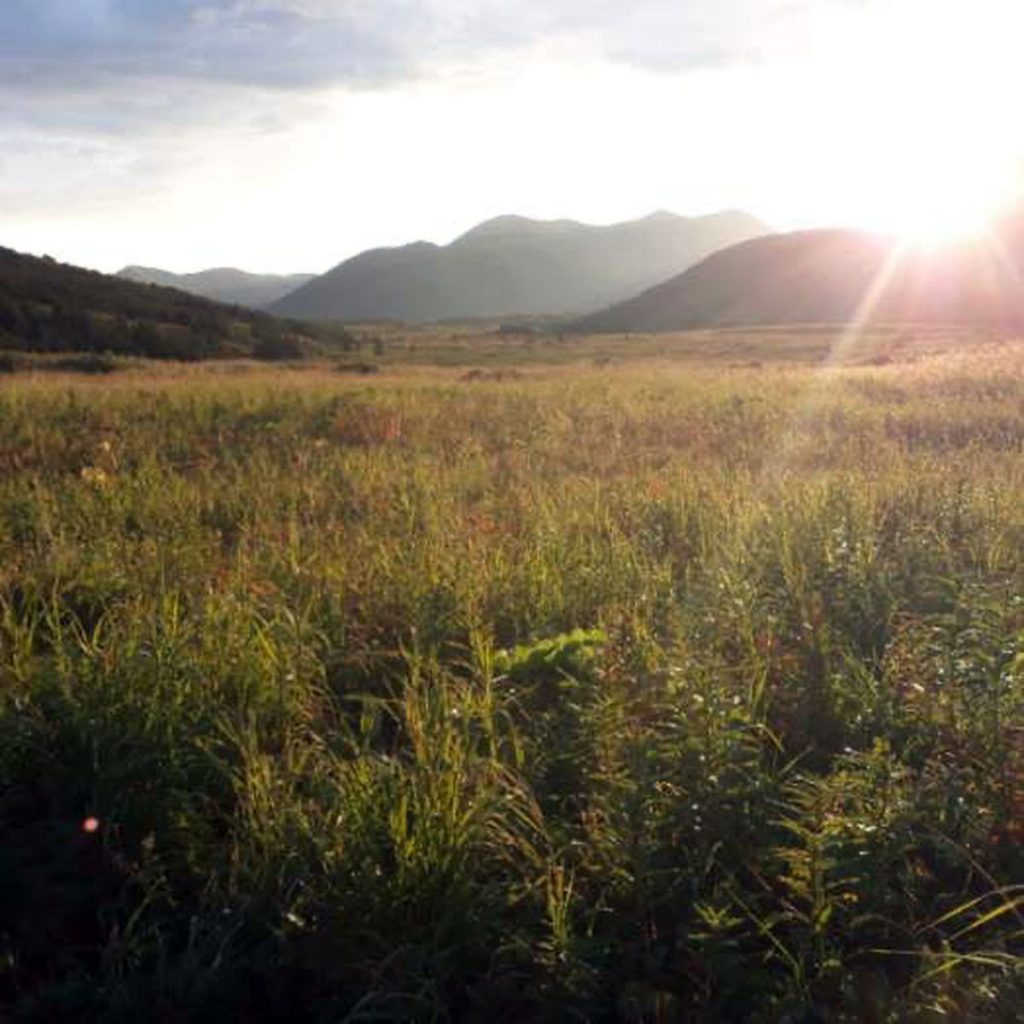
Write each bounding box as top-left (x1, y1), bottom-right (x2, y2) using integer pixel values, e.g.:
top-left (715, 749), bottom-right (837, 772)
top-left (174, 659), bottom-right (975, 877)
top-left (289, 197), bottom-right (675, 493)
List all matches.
top-left (1, 347), bottom-right (1022, 1020)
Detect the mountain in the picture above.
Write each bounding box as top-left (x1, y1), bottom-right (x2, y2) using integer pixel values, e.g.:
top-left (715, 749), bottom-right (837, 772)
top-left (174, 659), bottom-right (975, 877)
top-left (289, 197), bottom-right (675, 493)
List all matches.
top-left (269, 210), bottom-right (769, 322)
top-left (118, 266), bottom-right (315, 308)
top-left (0, 246), bottom-right (350, 360)
top-left (571, 222), bottom-right (1024, 333)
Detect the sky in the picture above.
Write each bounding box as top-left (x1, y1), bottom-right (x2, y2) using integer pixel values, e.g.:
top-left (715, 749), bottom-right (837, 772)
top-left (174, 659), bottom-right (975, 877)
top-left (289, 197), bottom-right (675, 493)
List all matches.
top-left (3, 0), bottom-right (1024, 275)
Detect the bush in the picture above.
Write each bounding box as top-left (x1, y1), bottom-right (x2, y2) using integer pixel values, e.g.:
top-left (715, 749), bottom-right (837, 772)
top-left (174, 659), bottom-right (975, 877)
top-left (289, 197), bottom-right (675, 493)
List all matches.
top-left (252, 334), bottom-right (306, 361)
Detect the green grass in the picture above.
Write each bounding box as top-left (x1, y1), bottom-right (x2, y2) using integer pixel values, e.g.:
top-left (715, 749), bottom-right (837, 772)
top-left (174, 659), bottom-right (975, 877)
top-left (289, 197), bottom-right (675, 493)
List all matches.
top-left (1, 337), bottom-right (1023, 1021)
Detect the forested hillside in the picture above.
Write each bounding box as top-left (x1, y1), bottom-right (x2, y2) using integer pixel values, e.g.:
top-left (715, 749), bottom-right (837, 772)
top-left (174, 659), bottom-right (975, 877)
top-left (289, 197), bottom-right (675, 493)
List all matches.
top-left (0, 247), bottom-right (351, 360)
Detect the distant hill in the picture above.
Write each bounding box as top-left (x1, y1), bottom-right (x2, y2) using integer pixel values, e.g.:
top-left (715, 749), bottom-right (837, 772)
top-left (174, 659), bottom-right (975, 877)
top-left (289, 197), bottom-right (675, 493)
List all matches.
top-left (269, 210), bottom-right (770, 322)
top-left (118, 266), bottom-right (315, 308)
top-left (571, 223), bottom-right (1024, 333)
top-left (0, 246), bottom-right (351, 360)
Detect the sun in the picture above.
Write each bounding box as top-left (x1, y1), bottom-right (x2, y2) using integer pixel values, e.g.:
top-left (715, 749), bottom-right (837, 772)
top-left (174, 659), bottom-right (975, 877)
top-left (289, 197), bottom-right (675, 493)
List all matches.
top-left (880, 161), bottom-right (1014, 247)
top-left (792, 0), bottom-right (1024, 248)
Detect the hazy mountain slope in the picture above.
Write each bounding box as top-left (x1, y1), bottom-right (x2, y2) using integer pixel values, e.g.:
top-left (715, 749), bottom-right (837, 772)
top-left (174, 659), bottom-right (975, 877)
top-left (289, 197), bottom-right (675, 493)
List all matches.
top-left (571, 225), bottom-right (1024, 333)
top-left (118, 266), bottom-right (315, 308)
top-left (0, 246), bottom-right (350, 360)
top-left (270, 210), bottom-right (769, 322)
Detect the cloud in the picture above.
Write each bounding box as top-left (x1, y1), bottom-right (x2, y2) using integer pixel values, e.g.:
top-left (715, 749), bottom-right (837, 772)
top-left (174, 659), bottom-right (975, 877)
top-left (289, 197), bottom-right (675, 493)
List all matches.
top-left (0, 0), bottom-right (871, 241)
top-left (2, 1), bottom-right (428, 94)
top-left (0, 0), bottom-right (890, 154)
top-left (2, 1), bottom-right (866, 97)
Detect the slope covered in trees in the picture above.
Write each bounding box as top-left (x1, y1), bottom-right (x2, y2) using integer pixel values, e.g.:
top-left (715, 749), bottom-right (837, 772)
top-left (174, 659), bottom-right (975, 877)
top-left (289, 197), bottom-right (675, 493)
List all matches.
top-left (0, 247), bottom-right (351, 360)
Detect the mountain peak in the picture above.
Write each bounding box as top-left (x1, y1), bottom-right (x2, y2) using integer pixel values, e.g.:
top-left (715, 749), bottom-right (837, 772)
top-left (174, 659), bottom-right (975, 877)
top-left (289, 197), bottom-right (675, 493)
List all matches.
top-left (454, 214), bottom-right (586, 244)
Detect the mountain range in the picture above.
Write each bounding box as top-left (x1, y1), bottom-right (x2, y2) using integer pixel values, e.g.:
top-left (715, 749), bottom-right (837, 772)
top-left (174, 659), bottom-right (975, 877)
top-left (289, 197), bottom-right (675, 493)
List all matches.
top-left (572, 219), bottom-right (1024, 334)
top-left (17, 203), bottom-right (1024, 348)
top-left (268, 210), bottom-right (769, 322)
top-left (117, 266), bottom-right (315, 308)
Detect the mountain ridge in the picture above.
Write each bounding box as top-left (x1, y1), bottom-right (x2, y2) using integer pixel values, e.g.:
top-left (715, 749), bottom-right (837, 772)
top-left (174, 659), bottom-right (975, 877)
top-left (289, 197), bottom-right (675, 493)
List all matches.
top-left (117, 266), bottom-right (315, 309)
top-left (270, 209), bottom-right (770, 322)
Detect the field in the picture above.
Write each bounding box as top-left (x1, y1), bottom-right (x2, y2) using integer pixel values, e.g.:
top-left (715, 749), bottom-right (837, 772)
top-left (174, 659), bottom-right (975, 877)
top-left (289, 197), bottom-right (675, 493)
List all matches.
top-left (1, 331), bottom-right (1023, 1021)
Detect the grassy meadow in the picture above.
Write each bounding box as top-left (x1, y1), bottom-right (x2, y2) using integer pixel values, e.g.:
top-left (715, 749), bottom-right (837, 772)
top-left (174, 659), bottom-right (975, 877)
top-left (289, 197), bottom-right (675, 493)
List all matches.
top-left (1, 331), bottom-right (1023, 1021)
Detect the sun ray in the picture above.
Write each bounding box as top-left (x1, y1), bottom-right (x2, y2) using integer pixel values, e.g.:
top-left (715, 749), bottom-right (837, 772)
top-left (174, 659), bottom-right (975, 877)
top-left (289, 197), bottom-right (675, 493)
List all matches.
top-left (825, 240), bottom-right (911, 366)
top-left (759, 238), bottom-right (912, 482)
